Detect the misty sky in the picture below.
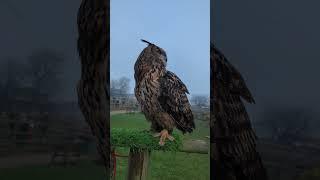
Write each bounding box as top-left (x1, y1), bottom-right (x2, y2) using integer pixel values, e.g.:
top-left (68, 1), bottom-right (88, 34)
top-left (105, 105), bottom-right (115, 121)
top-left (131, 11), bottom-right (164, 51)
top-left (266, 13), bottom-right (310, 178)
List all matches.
top-left (111, 0), bottom-right (210, 95)
top-left (0, 0), bottom-right (81, 102)
top-left (2, 0), bottom-right (319, 112)
top-left (212, 0), bottom-right (320, 134)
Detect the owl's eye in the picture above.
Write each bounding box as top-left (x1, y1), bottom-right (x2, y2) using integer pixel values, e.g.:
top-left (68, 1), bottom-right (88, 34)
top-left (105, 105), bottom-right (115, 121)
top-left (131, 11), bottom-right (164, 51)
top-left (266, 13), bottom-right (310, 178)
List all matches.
top-left (163, 58), bottom-right (167, 62)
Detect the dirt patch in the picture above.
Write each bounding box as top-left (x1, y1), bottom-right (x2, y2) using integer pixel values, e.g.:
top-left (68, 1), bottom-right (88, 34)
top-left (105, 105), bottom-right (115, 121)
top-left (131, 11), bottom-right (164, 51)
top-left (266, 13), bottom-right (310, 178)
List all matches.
top-left (110, 110), bottom-right (127, 115)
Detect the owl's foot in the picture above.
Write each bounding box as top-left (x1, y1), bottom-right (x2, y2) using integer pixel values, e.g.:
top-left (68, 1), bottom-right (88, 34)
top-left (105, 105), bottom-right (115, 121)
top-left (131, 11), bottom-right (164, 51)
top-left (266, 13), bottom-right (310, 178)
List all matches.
top-left (153, 129), bottom-right (175, 146)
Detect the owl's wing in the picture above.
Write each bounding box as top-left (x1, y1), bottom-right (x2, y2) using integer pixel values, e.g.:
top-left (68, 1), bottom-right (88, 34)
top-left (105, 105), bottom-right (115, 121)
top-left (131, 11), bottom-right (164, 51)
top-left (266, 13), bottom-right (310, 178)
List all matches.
top-left (211, 43), bottom-right (267, 180)
top-left (159, 71), bottom-right (195, 133)
top-left (212, 45), bottom-right (255, 104)
top-left (77, 0), bottom-right (110, 177)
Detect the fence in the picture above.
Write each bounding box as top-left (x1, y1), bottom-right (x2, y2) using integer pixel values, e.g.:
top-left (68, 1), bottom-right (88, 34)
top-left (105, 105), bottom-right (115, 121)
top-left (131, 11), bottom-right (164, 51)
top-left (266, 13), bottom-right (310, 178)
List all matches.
top-left (111, 128), bottom-right (208, 180)
top-left (0, 112), bottom-right (94, 164)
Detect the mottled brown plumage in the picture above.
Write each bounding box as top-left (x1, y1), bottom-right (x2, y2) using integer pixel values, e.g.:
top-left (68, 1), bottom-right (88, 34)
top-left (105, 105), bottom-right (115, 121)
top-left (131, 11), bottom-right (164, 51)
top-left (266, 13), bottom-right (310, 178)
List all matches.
top-left (134, 40), bottom-right (194, 145)
top-left (210, 43), bottom-right (267, 180)
top-left (77, 0), bottom-right (111, 178)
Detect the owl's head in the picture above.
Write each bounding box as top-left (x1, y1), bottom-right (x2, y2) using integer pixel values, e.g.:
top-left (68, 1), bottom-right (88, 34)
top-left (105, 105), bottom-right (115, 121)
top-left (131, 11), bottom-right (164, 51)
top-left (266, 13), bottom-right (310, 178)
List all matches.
top-left (141, 39), bottom-right (167, 63)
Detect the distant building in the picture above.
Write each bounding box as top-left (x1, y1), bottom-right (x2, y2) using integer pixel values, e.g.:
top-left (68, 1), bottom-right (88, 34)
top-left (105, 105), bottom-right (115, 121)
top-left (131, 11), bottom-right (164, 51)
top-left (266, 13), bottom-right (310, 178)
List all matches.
top-left (190, 95), bottom-right (209, 108)
top-left (110, 88), bottom-right (139, 111)
top-left (110, 88), bottom-right (128, 110)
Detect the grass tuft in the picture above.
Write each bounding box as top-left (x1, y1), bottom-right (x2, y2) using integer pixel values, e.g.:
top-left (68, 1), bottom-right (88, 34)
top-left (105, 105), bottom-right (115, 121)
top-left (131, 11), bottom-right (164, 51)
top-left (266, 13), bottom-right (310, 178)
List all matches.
top-left (111, 128), bottom-right (182, 152)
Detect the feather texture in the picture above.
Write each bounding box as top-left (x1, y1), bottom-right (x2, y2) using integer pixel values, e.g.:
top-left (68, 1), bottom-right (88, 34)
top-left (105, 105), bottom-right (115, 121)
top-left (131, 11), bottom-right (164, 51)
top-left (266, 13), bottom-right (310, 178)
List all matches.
top-left (159, 71), bottom-right (194, 133)
top-left (77, 0), bottom-right (110, 177)
top-left (210, 43), bottom-right (267, 180)
top-left (134, 40), bottom-right (195, 134)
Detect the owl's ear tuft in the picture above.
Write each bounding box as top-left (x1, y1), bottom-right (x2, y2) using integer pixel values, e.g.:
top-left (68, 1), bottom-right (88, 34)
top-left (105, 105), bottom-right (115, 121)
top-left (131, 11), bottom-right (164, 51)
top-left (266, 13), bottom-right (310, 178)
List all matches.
top-left (141, 39), bottom-right (153, 46)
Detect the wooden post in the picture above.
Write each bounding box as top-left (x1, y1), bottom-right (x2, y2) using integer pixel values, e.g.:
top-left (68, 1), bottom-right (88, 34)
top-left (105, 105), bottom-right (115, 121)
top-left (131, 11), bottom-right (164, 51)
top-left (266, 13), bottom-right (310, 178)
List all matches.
top-left (127, 148), bottom-right (150, 180)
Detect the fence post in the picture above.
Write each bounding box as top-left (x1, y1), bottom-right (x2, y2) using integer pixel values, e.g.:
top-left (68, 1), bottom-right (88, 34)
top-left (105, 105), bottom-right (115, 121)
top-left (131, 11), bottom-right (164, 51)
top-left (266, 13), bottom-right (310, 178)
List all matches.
top-left (127, 148), bottom-right (150, 180)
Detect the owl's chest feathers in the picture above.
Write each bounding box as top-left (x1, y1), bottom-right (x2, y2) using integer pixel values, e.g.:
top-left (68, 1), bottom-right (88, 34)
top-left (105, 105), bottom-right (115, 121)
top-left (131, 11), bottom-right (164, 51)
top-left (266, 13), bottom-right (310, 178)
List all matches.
top-left (138, 72), bottom-right (162, 94)
top-left (136, 69), bottom-right (165, 105)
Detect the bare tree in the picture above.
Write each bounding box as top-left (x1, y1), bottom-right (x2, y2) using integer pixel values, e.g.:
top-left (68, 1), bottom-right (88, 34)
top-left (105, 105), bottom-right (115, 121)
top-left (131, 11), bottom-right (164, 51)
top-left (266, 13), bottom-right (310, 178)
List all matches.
top-left (26, 49), bottom-right (65, 97)
top-left (111, 79), bottom-right (118, 90)
top-left (191, 95), bottom-right (208, 107)
top-left (2, 58), bottom-right (29, 111)
top-left (118, 77), bottom-right (130, 94)
top-left (111, 76), bottom-right (130, 95)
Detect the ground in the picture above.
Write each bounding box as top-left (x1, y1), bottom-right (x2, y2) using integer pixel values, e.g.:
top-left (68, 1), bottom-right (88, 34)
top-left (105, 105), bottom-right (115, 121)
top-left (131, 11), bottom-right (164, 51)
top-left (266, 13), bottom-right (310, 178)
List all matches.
top-left (111, 113), bottom-right (210, 180)
top-left (1, 112), bottom-right (320, 180)
top-left (0, 112), bottom-right (210, 180)
top-left (257, 139), bottom-right (320, 180)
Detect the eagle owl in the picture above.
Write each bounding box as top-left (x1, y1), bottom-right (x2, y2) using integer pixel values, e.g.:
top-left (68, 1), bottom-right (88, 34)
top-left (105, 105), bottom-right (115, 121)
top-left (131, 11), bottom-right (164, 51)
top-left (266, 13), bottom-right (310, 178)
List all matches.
top-left (134, 40), bottom-right (195, 146)
top-left (211, 43), bottom-right (268, 180)
top-left (77, 0), bottom-right (111, 178)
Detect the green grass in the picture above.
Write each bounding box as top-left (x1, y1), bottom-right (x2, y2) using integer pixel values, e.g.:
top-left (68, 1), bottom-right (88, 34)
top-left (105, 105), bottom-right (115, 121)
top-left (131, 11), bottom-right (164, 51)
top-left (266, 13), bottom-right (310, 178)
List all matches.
top-left (111, 128), bottom-right (183, 151)
top-left (110, 113), bottom-right (210, 141)
top-left (111, 113), bottom-right (210, 180)
top-left (0, 112), bottom-right (210, 180)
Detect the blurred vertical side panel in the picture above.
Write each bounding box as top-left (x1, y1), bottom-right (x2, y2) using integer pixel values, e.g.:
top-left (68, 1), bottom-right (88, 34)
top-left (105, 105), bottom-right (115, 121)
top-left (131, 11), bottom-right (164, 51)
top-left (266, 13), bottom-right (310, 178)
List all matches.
top-left (210, 0), bottom-right (268, 179)
top-left (77, 0), bottom-right (111, 179)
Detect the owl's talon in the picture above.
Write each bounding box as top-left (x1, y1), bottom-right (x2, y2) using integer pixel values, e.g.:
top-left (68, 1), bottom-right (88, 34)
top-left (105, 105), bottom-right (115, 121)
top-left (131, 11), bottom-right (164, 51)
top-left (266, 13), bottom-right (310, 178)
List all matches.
top-left (168, 135), bottom-right (175, 141)
top-left (159, 141), bottom-right (165, 146)
top-left (156, 129), bottom-right (174, 146)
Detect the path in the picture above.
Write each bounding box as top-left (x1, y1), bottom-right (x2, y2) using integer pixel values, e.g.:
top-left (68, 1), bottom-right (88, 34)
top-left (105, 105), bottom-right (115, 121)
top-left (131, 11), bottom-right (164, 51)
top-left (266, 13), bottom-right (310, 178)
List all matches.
top-left (0, 153), bottom-right (91, 169)
top-left (110, 110), bottom-right (127, 115)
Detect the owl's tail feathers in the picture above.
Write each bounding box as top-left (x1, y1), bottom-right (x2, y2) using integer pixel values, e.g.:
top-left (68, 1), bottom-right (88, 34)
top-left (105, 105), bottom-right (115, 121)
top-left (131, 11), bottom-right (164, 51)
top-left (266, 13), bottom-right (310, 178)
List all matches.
top-left (141, 39), bottom-right (153, 45)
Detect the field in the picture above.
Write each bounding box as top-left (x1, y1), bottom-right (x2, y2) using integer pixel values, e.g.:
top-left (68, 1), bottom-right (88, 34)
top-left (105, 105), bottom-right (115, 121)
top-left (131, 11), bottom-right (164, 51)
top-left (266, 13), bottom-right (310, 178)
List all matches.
top-left (0, 112), bottom-right (210, 180)
top-left (0, 161), bottom-right (106, 180)
top-left (257, 139), bottom-right (320, 180)
top-left (111, 113), bottom-right (210, 180)
top-left (1, 112), bottom-right (320, 180)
